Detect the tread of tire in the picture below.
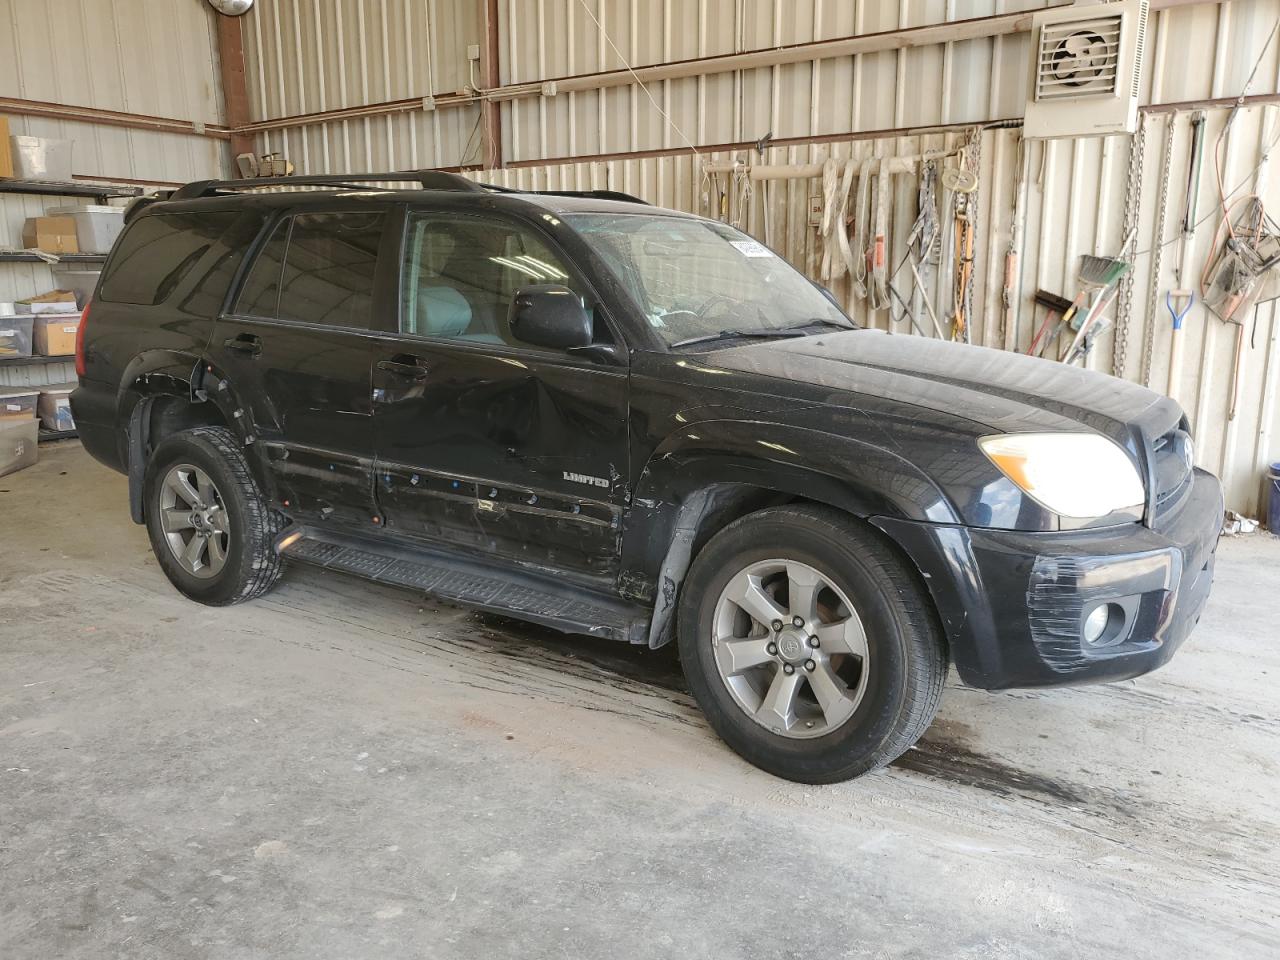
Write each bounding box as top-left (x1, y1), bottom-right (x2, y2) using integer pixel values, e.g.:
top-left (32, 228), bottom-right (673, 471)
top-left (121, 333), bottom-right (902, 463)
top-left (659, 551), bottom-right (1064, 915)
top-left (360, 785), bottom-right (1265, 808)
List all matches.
top-left (697, 504), bottom-right (947, 781)
top-left (180, 425), bottom-right (284, 605)
top-left (782, 505), bottom-right (945, 776)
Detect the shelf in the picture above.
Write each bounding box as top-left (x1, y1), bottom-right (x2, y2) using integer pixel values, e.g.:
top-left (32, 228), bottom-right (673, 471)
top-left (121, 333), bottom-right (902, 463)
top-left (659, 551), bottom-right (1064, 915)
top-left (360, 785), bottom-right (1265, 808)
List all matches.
top-left (0, 178), bottom-right (142, 201)
top-left (0, 354), bottom-right (75, 366)
top-left (0, 252), bottom-right (107, 264)
top-left (39, 428), bottom-right (77, 442)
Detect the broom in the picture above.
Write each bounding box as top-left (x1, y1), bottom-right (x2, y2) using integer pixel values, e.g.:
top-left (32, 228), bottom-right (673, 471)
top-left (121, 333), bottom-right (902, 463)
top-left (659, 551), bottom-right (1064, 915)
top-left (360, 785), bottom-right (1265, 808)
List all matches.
top-left (1060, 254), bottom-right (1132, 364)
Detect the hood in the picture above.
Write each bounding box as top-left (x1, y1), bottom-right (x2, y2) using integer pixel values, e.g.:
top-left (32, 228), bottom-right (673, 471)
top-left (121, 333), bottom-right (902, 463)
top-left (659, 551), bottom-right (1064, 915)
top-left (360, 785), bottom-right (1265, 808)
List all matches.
top-left (707, 329), bottom-right (1182, 442)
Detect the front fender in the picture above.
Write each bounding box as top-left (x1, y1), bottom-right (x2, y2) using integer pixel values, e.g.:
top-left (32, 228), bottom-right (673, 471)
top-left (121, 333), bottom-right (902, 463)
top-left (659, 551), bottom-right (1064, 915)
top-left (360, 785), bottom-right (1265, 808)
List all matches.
top-left (633, 420), bottom-right (959, 524)
top-left (623, 419), bottom-right (960, 647)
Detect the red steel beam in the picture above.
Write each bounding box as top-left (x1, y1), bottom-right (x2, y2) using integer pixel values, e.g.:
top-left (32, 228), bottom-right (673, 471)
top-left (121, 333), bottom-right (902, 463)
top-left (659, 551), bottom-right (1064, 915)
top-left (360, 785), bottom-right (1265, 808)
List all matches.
top-left (215, 11), bottom-right (255, 157)
top-left (482, 0), bottom-right (504, 168)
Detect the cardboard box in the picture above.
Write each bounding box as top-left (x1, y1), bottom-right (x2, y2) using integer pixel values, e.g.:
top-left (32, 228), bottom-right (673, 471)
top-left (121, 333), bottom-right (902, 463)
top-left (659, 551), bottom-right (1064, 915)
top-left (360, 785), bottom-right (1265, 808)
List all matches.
top-left (0, 387), bottom-right (39, 421)
top-left (21, 217), bottom-right (79, 254)
top-left (0, 116), bottom-right (12, 179)
top-left (0, 418), bottom-right (38, 477)
top-left (32, 313), bottom-right (81, 356)
top-left (0, 315), bottom-right (34, 358)
top-left (17, 290), bottom-right (79, 314)
top-left (38, 384), bottom-right (76, 432)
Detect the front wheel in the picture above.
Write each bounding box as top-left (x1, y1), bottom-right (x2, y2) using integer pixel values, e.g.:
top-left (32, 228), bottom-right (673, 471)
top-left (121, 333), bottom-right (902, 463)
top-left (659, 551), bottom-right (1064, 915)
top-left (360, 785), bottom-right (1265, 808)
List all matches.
top-left (143, 426), bottom-right (284, 606)
top-left (677, 505), bottom-right (946, 783)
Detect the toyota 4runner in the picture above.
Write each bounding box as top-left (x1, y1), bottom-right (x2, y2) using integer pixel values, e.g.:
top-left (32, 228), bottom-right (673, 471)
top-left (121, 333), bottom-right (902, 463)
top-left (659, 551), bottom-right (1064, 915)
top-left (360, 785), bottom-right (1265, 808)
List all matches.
top-left (71, 171), bottom-right (1223, 783)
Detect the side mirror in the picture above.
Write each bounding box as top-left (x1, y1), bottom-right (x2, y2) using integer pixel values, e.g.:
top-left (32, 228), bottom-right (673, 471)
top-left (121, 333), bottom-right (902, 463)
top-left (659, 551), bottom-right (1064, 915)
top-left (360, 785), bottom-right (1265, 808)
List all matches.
top-left (508, 284), bottom-right (593, 350)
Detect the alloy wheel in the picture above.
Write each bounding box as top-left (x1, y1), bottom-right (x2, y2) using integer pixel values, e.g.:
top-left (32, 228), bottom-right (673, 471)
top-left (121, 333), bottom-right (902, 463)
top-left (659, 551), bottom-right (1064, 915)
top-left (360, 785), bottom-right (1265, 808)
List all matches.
top-left (158, 463), bottom-right (231, 579)
top-left (711, 558), bottom-right (869, 739)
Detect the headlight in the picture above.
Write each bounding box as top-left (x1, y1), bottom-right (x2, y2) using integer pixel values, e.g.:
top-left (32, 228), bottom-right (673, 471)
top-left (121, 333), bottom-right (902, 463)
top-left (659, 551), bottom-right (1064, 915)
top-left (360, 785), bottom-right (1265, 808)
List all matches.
top-left (979, 433), bottom-right (1145, 520)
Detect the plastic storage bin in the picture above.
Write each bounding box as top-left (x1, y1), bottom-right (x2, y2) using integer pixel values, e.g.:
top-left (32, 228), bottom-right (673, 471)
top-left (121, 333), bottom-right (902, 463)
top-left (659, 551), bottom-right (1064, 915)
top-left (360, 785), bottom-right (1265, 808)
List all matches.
top-left (0, 388), bottom-right (39, 420)
top-left (48, 205), bottom-right (126, 254)
top-left (0, 418), bottom-right (38, 477)
top-left (0, 316), bottom-right (35, 358)
top-left (10, 135), bottom-right (74, 182)
top-left (1269, 462), bottom-right (1280, 536)
top-left (51, 265), bottom-right (102, 307)
top-left (38, 384), bottom-right (76, 432)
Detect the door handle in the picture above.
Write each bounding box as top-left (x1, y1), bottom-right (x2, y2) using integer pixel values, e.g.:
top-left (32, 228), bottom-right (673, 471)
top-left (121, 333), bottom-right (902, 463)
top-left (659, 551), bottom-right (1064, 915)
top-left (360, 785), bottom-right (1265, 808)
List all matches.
top-left (377, 357), bottom-right (429, 381)
top-left (224, 333), bottom-right (262, 356)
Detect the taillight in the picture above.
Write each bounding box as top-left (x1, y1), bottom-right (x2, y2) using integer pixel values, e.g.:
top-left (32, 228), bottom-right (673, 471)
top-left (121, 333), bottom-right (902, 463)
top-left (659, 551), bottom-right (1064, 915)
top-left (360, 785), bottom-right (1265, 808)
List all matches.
top-left (75, 301), bottom-right (91, 378)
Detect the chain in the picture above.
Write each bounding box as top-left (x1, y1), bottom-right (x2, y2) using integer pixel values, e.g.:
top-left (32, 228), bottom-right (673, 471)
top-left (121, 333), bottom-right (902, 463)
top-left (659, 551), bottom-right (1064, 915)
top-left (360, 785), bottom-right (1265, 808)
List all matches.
top-left (951, 128), bottom-right (981, 343)
top-left (1114, 112), bottom-right (1147, 378)
top-left (965, 128), bottom-right (982, 344)
top-left (1140, 113), bottom-right (1175, 388)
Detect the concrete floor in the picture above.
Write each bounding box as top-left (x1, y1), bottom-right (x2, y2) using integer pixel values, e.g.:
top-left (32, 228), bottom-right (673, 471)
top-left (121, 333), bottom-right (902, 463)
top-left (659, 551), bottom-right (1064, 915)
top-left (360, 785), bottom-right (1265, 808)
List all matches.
top-left (2, 441), bottom-right (1278, 960)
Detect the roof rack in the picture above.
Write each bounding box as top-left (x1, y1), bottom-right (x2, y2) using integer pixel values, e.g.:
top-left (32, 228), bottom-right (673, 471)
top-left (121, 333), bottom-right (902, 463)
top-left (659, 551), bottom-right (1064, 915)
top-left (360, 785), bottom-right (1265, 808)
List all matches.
top-left (479, 184), bottom-right (648, 205)
top-left (167, 170), bottom-right (485, 202)
top-left (162, 170), bottom-right (649, 207)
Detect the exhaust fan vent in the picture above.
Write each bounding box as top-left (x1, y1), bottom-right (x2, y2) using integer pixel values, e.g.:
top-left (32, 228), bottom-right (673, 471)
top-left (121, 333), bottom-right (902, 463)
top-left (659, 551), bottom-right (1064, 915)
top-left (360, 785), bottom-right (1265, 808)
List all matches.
top-left (1024, 0), bottom-right (1148, 139)
top-left (1035, 16), bottom-right (1123, 101)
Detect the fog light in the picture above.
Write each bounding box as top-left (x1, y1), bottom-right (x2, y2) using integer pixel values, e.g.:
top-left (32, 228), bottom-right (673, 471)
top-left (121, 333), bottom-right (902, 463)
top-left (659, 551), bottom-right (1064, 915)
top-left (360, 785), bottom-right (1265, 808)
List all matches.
top-left (1083, 605), bottom-right (1109, 644)
top-left (1083, 602), bottom-right (1124, 647)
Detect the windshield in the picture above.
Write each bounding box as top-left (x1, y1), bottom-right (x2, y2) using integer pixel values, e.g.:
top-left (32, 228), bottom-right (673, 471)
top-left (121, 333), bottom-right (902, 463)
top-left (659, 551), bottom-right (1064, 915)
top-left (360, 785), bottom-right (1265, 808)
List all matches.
top-left (563, 213), bottom-right (852, 347)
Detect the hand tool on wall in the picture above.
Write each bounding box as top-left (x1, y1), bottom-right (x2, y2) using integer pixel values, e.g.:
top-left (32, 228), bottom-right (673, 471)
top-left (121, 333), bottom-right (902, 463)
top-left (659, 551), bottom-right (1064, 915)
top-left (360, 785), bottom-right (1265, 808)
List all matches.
top-left (904, 160), bottom-right (943, 337)
top-left (944, 147), bottom-right (980, 343)
top-left (1059, 252), bottom-right (1133, 364)
top-left (1174, 111), bottom-right (1206, 288)
top-left (1026, 289), bottom-right (1074, 357)
top-left (1165, 288), bottom-right (1194, 401)
top-left (1062, 284), bottom-right (1122, 365)
top-left (868, 160), bottom-right (892, 312)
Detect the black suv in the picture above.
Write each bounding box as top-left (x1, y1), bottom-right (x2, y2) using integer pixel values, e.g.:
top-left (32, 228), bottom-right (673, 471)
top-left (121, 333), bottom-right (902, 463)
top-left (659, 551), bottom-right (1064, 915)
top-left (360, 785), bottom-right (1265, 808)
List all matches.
top-left (71, 171), bottom-right (1223, 783)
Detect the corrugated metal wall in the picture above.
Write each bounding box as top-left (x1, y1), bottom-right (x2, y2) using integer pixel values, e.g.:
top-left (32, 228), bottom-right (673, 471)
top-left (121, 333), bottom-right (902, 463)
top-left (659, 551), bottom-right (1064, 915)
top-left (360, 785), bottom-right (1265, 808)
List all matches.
top-left (0, 0), bottom-right (226, 183)
top-left (240, 0), bottom-right (486, 171)
top-left (498, 0), bottom-right (1045, 161)
top-left (235, 0), bottom-right (1280, 515)
top-left (0, 0), bottom-right (225, 389)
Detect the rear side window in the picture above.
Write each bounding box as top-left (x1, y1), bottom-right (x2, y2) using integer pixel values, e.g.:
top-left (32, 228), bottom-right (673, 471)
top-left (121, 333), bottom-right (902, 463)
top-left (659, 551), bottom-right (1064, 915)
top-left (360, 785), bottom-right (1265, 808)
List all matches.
top-left (234, 211), bottom-right (385, 329)
top-left (98, 212), bottom-right (239, 306)
top-left (235, 219), bottom-right (289, 318)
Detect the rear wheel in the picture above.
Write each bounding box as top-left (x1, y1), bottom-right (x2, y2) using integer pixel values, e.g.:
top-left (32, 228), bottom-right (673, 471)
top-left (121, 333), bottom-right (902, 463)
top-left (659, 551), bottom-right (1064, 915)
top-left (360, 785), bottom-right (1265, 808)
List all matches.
top-left (677, 505), bottom-right (946, 783)
top-left (143, 426), bottom-right (284, 605)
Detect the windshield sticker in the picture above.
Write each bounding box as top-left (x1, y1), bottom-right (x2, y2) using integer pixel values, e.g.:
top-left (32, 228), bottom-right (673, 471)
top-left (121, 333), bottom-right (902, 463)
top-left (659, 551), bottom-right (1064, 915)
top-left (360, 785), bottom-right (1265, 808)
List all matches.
top-left (729, 240), bottom-right (774, 258)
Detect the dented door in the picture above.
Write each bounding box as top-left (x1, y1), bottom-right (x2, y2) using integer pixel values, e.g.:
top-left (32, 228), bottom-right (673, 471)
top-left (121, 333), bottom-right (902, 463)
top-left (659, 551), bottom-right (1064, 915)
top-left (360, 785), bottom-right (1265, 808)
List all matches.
top-left (371, 340), bottom-right (628, 578)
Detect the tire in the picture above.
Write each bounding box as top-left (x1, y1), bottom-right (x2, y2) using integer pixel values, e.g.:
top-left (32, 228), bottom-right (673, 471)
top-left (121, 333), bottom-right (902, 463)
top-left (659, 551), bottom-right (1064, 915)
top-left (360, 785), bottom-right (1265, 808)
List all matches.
top-left (677, 505), bottom-right (946, 783)
top-left (143, 426), bottom-right (285, 606)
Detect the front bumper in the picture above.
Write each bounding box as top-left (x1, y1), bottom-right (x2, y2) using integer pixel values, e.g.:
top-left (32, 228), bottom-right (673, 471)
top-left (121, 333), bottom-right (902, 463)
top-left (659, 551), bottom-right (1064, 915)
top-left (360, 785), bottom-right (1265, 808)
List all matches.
top-left (873, 468), bottom-right (1223, 690)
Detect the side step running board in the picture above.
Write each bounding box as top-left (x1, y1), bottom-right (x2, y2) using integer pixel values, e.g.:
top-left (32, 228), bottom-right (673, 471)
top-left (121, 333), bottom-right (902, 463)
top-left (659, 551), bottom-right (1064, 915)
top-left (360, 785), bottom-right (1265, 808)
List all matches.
top-left (276, 526), bottom-right (651, 645)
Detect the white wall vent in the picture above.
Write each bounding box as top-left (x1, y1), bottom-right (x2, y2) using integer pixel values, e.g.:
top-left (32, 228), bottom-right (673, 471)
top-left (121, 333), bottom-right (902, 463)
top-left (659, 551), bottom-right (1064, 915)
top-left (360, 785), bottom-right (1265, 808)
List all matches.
top-left (1024, 0), bottom-right (1148, 139)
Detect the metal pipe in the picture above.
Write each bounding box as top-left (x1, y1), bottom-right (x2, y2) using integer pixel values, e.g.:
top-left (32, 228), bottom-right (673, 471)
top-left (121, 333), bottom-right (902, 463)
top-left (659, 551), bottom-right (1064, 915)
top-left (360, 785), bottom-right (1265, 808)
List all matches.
top-left (701, 150), bottom-right (955, 180)
top-left (0, 96), bottom-right (229, 140)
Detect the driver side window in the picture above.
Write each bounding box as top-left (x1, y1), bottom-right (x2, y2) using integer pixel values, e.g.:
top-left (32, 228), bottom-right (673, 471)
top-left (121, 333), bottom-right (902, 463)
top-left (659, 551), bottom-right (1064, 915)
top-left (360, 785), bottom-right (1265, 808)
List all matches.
top-left (401, 214), bottom-right (604, 348)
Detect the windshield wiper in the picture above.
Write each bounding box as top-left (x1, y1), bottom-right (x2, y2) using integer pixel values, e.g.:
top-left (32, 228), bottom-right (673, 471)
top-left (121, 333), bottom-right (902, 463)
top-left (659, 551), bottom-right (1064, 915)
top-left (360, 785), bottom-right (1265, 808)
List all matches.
top-left (777, 318), bottom-right (857, 333)
top-left (670, 328), bottom-right (809, 349)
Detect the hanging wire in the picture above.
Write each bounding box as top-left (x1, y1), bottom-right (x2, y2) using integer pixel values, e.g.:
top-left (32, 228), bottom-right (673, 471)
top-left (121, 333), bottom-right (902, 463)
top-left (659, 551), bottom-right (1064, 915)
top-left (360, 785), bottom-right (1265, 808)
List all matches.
top-left (1128, 16), bottom-right (1280, 260)
top-left (574, 0), bottom-right (700, 158)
